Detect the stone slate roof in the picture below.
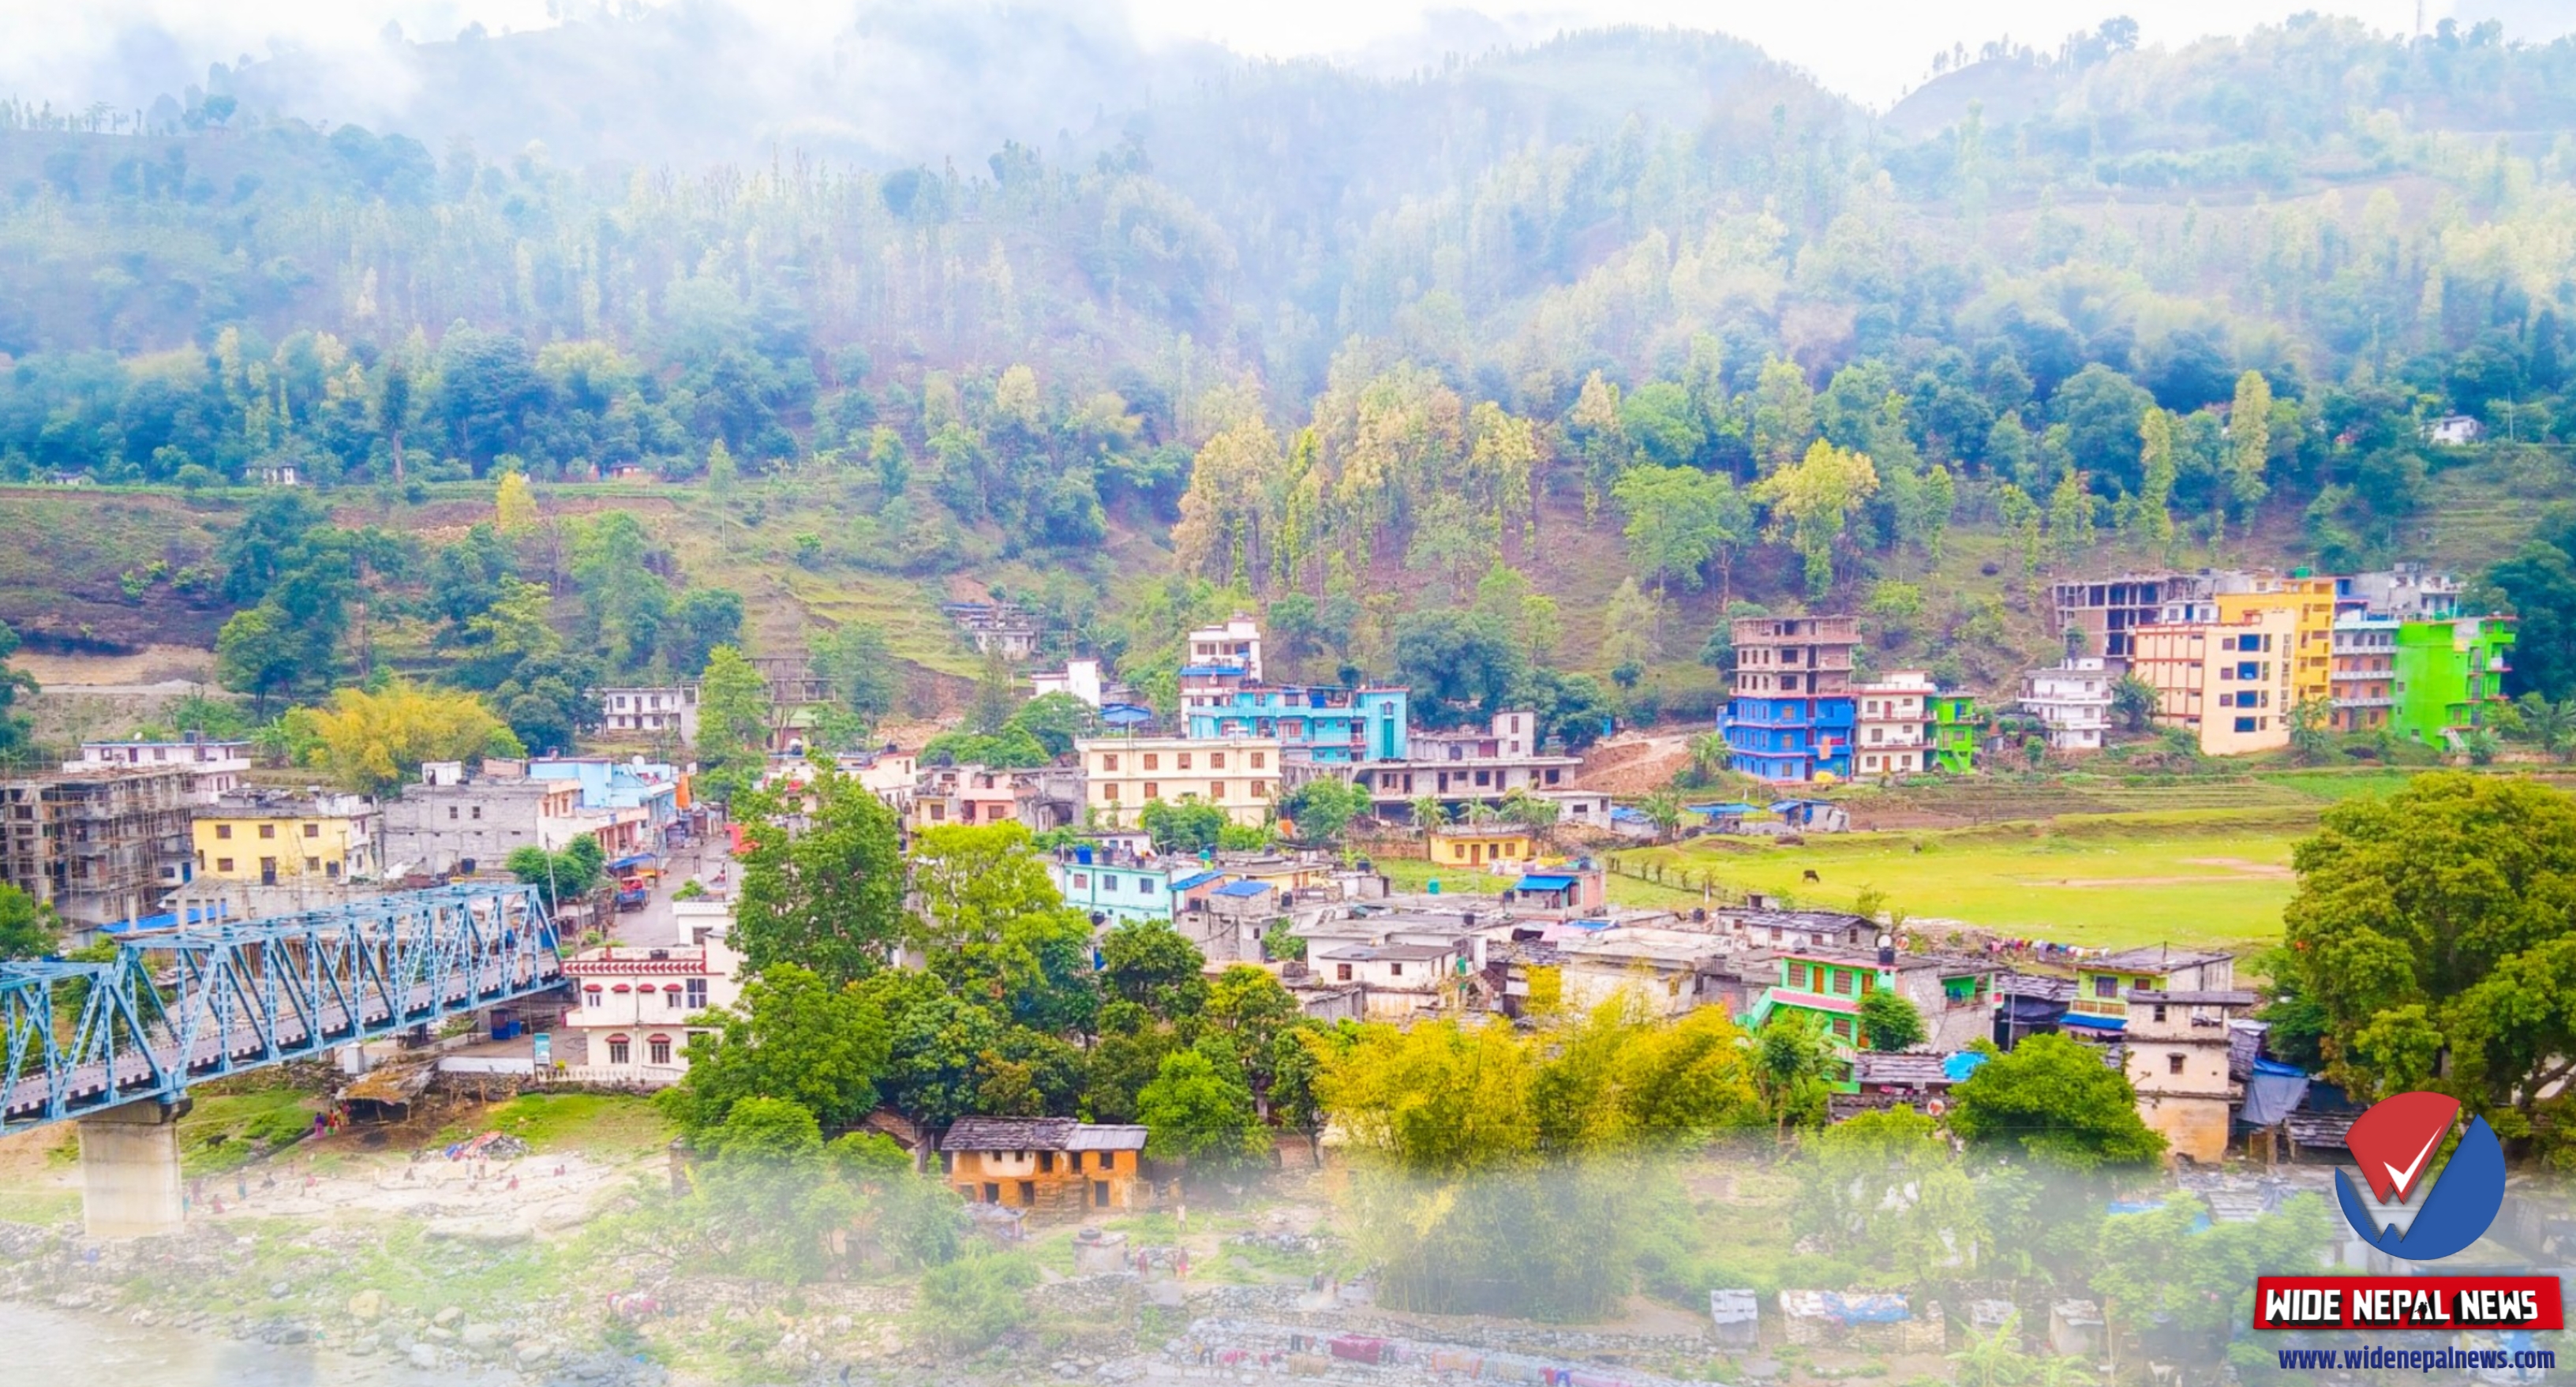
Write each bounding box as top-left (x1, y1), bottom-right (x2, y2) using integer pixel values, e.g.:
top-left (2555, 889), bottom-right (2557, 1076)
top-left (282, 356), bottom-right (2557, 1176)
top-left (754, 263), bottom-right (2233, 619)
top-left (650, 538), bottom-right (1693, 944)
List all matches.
top-left (942, 1117), bottom-right (1148, 1153)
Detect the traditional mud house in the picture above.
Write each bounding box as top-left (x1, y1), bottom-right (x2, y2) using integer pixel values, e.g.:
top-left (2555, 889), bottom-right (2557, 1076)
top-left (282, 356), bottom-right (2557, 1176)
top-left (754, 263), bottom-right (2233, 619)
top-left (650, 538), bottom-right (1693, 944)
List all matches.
top-left (2123, 987), bottom-right (2259, 1164)
top-left (938, 1117), bottom-right (1150, 1219)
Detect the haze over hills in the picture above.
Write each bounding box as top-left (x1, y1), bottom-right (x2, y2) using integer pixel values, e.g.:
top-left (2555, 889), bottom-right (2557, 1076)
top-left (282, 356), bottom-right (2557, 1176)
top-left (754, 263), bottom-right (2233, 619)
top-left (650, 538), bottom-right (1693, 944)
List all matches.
top-left (3, 8), bottom-right (2576, 732)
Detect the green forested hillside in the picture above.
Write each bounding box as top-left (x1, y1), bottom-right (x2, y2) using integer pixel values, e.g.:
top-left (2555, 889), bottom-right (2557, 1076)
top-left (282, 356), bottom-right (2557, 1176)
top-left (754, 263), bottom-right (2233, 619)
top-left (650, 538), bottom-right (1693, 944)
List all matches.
top-left (6, 13), bottom-right (2576, 741)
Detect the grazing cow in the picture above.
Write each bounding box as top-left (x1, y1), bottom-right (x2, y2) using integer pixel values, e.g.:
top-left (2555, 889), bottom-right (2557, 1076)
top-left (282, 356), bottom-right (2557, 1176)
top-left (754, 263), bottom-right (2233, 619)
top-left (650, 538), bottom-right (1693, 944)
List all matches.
top-left (1801, 868), bottom-right (1821, 883)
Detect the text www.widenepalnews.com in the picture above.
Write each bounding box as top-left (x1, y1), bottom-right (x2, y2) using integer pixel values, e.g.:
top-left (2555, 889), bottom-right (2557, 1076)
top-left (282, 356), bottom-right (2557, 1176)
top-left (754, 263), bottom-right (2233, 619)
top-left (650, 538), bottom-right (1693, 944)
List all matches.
top-left (2275, 1345), bottom-right (2556, 1372)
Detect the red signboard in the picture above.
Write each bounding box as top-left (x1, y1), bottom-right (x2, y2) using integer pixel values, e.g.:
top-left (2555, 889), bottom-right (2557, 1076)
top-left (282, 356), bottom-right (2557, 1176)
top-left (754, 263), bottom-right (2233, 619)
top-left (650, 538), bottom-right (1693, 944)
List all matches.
top-left (2252, 1276), bottom-right (2563, 1331)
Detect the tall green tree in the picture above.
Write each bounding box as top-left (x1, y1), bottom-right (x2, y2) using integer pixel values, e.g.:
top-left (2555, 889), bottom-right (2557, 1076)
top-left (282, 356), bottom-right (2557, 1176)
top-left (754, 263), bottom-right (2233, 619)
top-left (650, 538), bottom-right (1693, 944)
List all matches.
top-left (659, 964), bottom-right (893, 1137)
top-left (1945, 1033), bottom-right (2164, 1168)
top-left (0, 884), bottom-right (60, 961)
top-left (694, 644), bottom-right (770, 804)
top-left (1136, 1036), bottom-right (1271, 1172)
top-left (2278, 773), bottom-right (2576, 1148)
top-left (732, 757), bottom-right (907, 987)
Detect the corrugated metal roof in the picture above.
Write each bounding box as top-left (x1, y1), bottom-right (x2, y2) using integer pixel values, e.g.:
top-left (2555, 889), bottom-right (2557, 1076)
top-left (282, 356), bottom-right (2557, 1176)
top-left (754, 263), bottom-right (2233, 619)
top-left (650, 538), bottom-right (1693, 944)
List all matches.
top-left (942, 1117), bottom-right (1148, 1152)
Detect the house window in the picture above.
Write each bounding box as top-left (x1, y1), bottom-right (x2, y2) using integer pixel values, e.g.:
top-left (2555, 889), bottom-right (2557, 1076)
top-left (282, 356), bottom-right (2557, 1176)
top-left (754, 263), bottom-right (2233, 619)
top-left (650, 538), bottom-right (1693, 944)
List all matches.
top-left (1831, 1017), bottom-right (1854, 1040)
top-left (649, 1036), bottom-right (672, 1065)
top-left (1070, 1152), bottom-right (1084, 1172)
top-left (1103, 785), bottom-right (1120, 801)
top-left (1833, 969), bottom-right (1854, 996)
top-left (1251, 752), bottom-right (1267, 768)
top-left (259, 823), bottom-right (276, 839)
top-left (471, 806), bottom-right (482, 819)
top-left (1144, 753), bottom-right (1159, 770)
top-left (1788, 962), bottom-right (1809, 989)
top-left (2166, 1053), bottom-right (2186, 1075)
top-left (1178, 752), bottom-right (1193, 770)
top-left (448, 806), bottom-right (459, 820)
top-left (2151, 1003), bottom-right (2167, 1023)
top-left (305, 857), bottom-right (321, 872)
top-left (1211, 752), bottom-right (1227, 770)
top-left (1144, 782), bottom-right (1159, 800)
top-left (2233, 717), bottom-right (2258, 733)
top-left (608, 1036), bottom-right (631, 1064)
top-left (1390, 962), bottom-right (1404, 977)
top-left (1039, 1151), bottom-right (1055, 1173)
top-left (1336, 963), bottom-right (1354, 982)
top-left (1073, 873), bottom-right (1088, 889)
top-left (303, 823), bottom-right (320, 838)
top-left (2094, 976), bottom-right (2118, 999)
top-left (216, 857), bottom-right (234, 873)
top-left (1103, 753), bottom-right (1119, 772)
top-left (1018, 1180), bottom-right (1036, 1205)
top-left (1209, 782), bottom-right (1225, 799)
top-left (215, 823), bottom-right (232, 840)
top-left (686, 978), bottom-right (708, 1009)
top-left (1252, 782), bottom-right (1269, 798)
top-left (983, 1183), bottom-right (1001, 1204)
top-left (1097, 1152), bottom-right (1115, 1171)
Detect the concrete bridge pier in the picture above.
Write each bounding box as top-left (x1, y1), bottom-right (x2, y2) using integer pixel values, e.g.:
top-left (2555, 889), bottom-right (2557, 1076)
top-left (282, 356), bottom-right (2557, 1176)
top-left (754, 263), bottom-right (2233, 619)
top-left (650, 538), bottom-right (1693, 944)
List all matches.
top-left (79, 1097), bottom-right (191, 1239)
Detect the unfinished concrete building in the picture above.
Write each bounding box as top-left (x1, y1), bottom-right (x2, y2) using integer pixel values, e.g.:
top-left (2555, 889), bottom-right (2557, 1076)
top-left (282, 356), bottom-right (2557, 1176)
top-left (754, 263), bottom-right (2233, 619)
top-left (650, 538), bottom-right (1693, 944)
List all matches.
top-left (0, 767), bottom-right (197, 939)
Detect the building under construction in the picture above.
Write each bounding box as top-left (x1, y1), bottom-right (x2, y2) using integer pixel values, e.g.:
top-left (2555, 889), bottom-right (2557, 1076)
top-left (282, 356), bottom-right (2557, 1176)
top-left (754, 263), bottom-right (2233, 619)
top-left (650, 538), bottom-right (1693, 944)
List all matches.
top-left (0, 767), bottom-right (196, 939)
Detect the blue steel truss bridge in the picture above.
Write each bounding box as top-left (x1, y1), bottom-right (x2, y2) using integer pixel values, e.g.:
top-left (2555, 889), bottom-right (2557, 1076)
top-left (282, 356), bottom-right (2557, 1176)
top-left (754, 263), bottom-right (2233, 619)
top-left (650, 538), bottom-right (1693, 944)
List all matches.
top-left (2, 883), bottom-right (564, 1138)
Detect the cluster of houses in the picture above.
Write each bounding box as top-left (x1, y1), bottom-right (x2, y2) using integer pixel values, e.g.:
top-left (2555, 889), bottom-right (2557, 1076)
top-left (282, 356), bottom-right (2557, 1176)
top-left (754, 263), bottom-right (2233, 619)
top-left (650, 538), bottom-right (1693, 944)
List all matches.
top-left (1720, 564), bottom-right (2514, 782)
top-left (0, 737), bottom-right (698, 944)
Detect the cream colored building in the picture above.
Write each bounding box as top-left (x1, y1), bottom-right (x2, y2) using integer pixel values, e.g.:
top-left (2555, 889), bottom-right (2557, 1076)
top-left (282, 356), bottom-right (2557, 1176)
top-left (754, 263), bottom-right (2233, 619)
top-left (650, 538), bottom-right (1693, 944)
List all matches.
top-left (1076, 737), bottom-right (1282, 828)
top-left (2129, 609), bottom-right (2298, 755)
top-left (2122, 987), bottom-right (2256, 1164)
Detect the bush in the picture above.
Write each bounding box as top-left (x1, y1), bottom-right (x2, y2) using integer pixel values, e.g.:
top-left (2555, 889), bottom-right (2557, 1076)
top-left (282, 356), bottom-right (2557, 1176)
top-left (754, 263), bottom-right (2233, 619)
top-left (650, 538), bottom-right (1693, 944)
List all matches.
top-left (246, 1103), bottom-right (318, 1148)
top-left (917, 1251), bottom-right (1039, 1352)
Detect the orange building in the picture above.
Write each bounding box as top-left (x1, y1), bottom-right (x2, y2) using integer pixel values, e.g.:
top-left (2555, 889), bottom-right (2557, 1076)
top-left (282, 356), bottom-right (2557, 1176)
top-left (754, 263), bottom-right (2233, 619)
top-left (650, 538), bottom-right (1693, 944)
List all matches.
top-left (939, 1117), bottom-right (1151, 1220)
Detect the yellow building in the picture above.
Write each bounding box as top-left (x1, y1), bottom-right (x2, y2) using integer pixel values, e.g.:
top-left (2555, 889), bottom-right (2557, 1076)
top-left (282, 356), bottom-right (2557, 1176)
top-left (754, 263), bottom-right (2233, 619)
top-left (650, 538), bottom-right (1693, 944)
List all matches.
top-left (193, 792), bottom-right (379, 885)
top-left (1076, 737), bottom-right (1282, 829)
top-left (2214, 577), bottom-right (2336, 714)
top-left (1427, 824), bottom-right (1537, 869)
top-left (2129, 609), bottom-right (2298, 755)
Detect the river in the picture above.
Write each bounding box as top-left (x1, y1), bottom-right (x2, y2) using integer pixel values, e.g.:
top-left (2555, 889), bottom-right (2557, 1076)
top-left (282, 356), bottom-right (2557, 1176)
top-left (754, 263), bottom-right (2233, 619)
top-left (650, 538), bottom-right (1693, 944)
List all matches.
top-left (0, 1299), bottom-right (519, 1386)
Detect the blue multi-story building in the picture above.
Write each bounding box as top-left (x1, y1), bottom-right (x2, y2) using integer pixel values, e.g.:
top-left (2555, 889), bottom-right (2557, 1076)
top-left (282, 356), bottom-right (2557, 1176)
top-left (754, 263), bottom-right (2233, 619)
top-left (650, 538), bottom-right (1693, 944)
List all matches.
top-left (1182, 685), bottom-right (1410, 764)
top-left (1719, 614), bottom-right (1860, 783)
top-left (1047, 847), bottom-right (1177, 925)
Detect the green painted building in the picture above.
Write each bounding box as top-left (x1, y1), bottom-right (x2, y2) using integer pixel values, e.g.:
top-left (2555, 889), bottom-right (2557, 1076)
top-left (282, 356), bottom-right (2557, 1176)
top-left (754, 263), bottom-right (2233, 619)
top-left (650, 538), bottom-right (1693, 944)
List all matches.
top-left (1929, 694), bottom-right (1978, 774)
top-left (2064, 947), bottom-right (2237, 1034)
top-left (2391, 617), bottom-right (2514, 749)
top-left (1747, 947), bottom-right (1999, 1093)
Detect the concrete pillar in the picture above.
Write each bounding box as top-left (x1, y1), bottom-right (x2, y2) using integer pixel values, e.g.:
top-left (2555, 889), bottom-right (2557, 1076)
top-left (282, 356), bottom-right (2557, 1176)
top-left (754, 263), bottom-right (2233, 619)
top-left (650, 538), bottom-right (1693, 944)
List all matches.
top-left (79, 1098), bottom-right (192, 1239)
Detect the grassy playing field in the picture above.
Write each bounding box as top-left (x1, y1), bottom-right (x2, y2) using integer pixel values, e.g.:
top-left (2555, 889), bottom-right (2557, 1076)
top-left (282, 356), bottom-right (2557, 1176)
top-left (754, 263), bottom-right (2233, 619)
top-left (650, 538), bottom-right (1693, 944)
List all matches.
top-left (1617, 808), bottom-right (2312, 949)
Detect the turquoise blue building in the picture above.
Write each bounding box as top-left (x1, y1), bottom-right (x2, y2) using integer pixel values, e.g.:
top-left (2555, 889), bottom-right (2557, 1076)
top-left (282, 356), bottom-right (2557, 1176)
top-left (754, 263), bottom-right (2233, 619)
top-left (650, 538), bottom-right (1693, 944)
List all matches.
top-left (1047, 853), bottom-right (1178, 924)
top-left (1182, 686), bottom-right (1410, 764)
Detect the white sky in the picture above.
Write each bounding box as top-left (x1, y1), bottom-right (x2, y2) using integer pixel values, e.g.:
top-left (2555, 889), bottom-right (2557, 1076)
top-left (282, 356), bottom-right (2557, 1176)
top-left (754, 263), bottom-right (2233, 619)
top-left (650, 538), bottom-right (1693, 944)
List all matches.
top-left (0, 0), bottom-right (2554, 114)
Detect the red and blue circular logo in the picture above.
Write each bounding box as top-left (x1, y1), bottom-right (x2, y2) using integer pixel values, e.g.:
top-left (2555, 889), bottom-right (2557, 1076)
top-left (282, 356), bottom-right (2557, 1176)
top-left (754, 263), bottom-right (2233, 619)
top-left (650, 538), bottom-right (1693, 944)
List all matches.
top-left (2334, 1091), bottom-right (2506, 1262)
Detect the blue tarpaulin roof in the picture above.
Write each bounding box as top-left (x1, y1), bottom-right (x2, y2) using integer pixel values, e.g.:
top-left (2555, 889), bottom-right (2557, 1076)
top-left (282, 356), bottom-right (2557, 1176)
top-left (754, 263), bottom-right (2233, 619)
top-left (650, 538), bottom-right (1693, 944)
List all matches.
top-left (1099, 704), bottom-right (1154, 725)
top-left (608, 853), bottom-right (657, 871)
top-left (100, 902), bottom-right (234, 935)
top-left (1211, 880), bottom-right (1271, 898)
top-left (1178, 664), bottom-right (1248, 677)
top-left (2064, 1014), bottom-right (2128, 1031)
top-left (1608, 807), bottom-right (1653, 824)
top-left (1690, 802), bottom-right (1758, 815)
top-left (1942, 1051), bottom-right (1989, 1083)
top-left (1170, 871), bottom-right (1223, 890)
top-left (1514, 874), bottom-right (1578, 892)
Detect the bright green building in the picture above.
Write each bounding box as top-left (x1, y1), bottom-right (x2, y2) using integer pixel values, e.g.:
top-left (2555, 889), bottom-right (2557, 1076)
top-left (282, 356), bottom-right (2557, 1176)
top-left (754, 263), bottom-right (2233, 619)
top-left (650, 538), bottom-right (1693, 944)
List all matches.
top-left (2391, 617), bottom-right (2514, 748)
top-left (1747, 947), bottom-right (1999, 1093)
top-left (1929, 694), bottom-right (1978, 774)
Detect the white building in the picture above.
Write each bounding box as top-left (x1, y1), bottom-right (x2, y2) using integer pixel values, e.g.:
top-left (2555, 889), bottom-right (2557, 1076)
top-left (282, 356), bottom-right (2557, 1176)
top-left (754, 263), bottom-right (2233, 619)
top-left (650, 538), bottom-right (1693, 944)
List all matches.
top-left (597, 685), bottom-right (699, 742)
top-left (67, 736), bottom-right (252, 804)
top-left (1850, 671), bottom-right (1934, 777)
top-left (2424, 414), bottom-right (2485, 446)
top-left (1312, 940), bottom-right (1467, 1019)
top-left (557, 898), bottom-right (743, 1087)
top-left (1031, 658), bottom-right (1106, 707)
top-left (2020, 657), bottom-right (2115, 754)
top-left (1185, 614), bottom-right (1264, 682)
